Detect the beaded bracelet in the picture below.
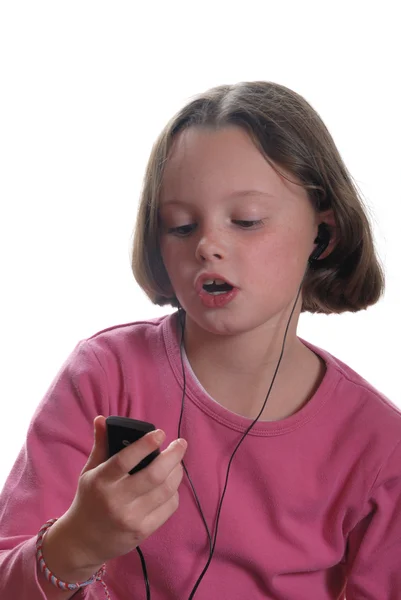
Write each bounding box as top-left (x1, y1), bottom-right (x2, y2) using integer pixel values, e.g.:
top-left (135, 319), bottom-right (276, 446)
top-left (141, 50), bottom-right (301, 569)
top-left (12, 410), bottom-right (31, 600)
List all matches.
top-left (36, 518), bottom-right (112, 599)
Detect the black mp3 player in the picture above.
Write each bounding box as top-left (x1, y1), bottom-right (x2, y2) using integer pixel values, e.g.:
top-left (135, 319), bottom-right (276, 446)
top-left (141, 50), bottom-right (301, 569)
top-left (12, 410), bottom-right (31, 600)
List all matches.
top-left (106, 416), bottom-right (161, 475)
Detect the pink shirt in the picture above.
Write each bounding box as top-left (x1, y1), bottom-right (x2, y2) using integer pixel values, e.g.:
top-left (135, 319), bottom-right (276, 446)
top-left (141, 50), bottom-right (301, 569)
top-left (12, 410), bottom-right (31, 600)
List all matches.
top-left (1, 313), bottom-right (401, 599)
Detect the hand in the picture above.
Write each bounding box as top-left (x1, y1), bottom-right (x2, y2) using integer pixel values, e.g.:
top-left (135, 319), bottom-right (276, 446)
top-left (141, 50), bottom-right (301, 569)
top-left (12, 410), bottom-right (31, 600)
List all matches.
top-left (59, 416), bottom-right (187, 568)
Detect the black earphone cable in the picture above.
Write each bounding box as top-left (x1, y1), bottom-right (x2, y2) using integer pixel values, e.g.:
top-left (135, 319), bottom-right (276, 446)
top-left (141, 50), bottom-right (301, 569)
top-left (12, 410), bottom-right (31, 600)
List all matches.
top-left (181, 268), bottom-right (307, 599)
top-left (136, 273), bottom-right (302, 600)
top-left (177, 325), bottom-right (213, 554)
top-left (135, 222), bottom-right (329, 599)
top-left (135, 546), bottom-right (150, 599)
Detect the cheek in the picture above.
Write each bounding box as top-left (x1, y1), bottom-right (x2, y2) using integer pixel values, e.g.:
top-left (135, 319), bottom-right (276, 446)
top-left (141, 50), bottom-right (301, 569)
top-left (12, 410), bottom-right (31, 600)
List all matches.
top-left (160, 241), bottom-right (175, 281)
top-left (160, 240), bottom-right (190, 284)
top-left (245, 237), bottom-right (305, 287)
top-left (245, 236), bottom-right (284, 271)
top-left (160, 238), bottom-right (175, 266)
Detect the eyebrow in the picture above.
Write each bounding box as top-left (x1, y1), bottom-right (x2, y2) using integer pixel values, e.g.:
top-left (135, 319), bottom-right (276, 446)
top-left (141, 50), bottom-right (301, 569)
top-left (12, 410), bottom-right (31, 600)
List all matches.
top-left (161, 190), bottom-right (275, 206)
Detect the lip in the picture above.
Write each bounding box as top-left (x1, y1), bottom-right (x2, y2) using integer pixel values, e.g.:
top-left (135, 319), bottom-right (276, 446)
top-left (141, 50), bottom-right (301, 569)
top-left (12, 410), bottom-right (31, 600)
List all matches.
top-left (194, 272), bottom-right (236, 294)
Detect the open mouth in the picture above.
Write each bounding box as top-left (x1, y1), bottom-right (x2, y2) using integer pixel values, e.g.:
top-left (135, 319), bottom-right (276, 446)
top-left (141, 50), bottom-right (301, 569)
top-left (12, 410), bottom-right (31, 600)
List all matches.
top-left (202, 279), bottom-right (234, 295)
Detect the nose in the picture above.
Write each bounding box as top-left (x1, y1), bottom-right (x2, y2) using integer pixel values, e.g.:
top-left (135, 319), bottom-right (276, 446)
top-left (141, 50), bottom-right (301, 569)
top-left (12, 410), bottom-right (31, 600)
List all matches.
top-left (195, 229), bottom-right (225, 262)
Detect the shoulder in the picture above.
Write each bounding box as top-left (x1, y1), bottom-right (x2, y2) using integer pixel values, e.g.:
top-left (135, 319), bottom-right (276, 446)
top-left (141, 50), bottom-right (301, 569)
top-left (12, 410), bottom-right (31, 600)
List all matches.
top-left (76, 312), bottom-right (179, 367)
top-left (87, 314), bottom-right (171, 343)
top-left (302, 337), bottom-right (401, 441)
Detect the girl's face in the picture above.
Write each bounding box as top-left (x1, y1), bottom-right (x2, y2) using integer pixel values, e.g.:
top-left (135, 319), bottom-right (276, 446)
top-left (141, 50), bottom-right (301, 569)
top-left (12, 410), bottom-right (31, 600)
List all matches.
top-left (159, 126), bottom-right (320, 338)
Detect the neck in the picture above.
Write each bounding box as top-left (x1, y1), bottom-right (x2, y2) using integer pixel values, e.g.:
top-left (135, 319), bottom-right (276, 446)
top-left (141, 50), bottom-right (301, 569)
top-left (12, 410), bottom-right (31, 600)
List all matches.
top-left (176, 304), bottom-right (325, 421)
top-left (181, 302), bottom-right (302, 381)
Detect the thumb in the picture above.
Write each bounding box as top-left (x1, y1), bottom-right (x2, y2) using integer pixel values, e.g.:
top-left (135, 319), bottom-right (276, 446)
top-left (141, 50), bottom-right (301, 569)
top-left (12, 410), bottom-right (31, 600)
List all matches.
top-left (81, 415), bottom-right (109, 475)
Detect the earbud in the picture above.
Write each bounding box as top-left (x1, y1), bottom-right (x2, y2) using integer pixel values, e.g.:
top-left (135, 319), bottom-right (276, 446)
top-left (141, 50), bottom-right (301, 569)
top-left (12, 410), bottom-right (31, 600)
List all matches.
top-left (308, 223), bottom-right (331, 265)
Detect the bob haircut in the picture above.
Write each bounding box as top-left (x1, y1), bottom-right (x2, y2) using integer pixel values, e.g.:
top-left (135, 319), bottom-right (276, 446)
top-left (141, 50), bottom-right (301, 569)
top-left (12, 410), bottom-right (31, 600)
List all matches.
top-left (131, 81), bottom-right (385, 314)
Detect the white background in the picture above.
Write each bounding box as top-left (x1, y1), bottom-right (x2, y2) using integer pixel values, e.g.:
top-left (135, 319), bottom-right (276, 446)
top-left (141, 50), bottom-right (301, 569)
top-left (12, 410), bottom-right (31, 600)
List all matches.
top-left (1, 1), bottom-right (400, 489)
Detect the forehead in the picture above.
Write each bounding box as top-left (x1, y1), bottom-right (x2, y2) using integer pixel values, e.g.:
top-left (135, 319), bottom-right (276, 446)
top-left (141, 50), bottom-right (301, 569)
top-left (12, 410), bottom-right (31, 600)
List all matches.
top-left (159, 126), bottom-right (306, 205)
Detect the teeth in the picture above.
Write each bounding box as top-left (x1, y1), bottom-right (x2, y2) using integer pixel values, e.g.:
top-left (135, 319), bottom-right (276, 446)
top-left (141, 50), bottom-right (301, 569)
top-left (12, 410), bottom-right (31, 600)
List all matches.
top-left (203, 278), bottom-right (226, 285)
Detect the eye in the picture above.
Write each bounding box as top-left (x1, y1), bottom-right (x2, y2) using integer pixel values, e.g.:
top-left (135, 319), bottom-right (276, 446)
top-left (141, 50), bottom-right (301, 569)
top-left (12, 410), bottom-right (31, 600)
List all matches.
top-left (233, 219), bottom-right (264, 228)
top-left (167, 224), bottom-right (197, 236)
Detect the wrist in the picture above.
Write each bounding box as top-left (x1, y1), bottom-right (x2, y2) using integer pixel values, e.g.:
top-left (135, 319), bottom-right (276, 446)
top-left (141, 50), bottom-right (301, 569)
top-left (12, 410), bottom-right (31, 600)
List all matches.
top-left (40, 516), bottom-right (105, 584)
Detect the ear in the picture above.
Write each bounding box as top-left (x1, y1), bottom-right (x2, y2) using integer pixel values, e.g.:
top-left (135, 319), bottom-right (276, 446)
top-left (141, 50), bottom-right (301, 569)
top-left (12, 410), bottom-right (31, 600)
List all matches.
top-left (315, 210), bottom-right (337, 260)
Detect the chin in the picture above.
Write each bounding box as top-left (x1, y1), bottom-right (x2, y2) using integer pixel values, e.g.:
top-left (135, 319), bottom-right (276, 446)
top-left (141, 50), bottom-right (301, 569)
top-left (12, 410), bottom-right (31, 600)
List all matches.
top-left (188, 312), bottom-right (256, 337)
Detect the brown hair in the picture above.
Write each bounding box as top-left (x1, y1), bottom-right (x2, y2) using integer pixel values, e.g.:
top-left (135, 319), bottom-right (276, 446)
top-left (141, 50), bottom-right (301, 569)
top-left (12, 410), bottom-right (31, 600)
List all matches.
top-left (131, 81), bottom-right (385, 314)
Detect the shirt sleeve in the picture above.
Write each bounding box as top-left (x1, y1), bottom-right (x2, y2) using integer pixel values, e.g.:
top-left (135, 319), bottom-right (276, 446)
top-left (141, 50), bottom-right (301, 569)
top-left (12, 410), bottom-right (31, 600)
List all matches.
top-left (0, 339), bottom-right (110, 600)
top-left (344, 437), bottom-right (401, 599)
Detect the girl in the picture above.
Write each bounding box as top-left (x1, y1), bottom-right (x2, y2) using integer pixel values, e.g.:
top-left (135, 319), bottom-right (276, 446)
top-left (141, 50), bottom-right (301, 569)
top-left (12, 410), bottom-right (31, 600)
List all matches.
top-left (1, 81), bottom-right (399, 600)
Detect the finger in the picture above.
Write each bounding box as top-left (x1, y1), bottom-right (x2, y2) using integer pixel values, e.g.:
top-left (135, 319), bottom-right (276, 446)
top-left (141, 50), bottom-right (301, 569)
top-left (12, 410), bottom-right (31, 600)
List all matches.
top-left (101, 429), bottom-right (167, 481)
top-left (81, 416), bottom-right (108, 476)
top-left (132, 461), bottom-right (184, 520)
top-left (134, 492), bottom-right (181, 543)
top-left (124, 439), bottom-right (187, 497)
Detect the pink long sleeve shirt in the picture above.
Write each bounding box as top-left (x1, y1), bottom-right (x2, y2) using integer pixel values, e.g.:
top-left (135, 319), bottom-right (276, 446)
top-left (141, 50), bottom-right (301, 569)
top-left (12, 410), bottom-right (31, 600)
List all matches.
top-left (1, 313), bottom-right (401, 599)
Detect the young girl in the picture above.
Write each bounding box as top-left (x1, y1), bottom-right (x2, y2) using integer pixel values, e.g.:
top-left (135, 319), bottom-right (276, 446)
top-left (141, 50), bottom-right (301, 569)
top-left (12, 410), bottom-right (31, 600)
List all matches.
top-left (0, 81), bottom-right (399, 600)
